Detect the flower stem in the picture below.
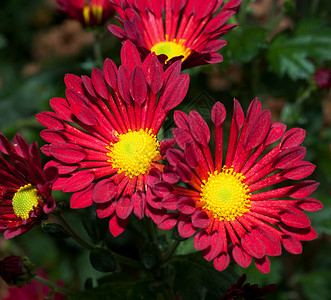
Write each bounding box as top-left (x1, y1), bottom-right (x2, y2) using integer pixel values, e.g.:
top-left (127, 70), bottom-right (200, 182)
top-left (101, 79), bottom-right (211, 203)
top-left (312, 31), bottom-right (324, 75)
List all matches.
top-left (53, 212), bottom-right (96, 251)
top-left (33, 275), bottom-right (73, 296)
top-left (112, 252), bottom-right (142, 269)
top-left (144, 218), bottom-right (158, 244)
top-left (93, 32), bottom-right (103, 68)
top-left (162, 240), bottom-right (181, 263)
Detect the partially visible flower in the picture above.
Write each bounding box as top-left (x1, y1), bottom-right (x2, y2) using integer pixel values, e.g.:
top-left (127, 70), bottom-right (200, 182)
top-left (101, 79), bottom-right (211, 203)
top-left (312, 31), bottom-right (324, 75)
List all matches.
top-left (0, 134), bottom-right (58, 239)
top-left (0, 256), bottom-right (35, 287)
top-left (220, 274), bottom-right (276, 300)
top-left (154, 99), bottom-right (321, 273)
top-left (108, 0), bottom-right (241, 69)
top-left (313, 68), bottom-right (331, 89)
top-left (2, 270), bottom-right (66, 300)
top-left (37, 41), bottom-right (189, 237)
top-left (56, 0), bottom-right (115, 26)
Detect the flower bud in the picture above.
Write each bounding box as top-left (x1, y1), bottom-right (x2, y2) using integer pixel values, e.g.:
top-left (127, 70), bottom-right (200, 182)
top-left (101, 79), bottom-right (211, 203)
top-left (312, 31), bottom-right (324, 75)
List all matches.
top-left (0, 256), bottom-right (35, 287)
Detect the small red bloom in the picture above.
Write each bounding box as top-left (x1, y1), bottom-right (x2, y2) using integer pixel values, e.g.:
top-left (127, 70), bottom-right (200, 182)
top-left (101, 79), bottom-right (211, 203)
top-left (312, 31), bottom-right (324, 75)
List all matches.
top-left (154, 98), bottom-right (322, 273)
top-left (0, 134), bottom-right (58, 239)
top-left (37, 41), bottom-right (189, 237)
top-left (313, 68), bottom-right (331, 89)
top-left (0, 256), bottom-right (35, 287)
top-left (108, 0), bottom-right (241, 69)
top-left (56, 0), bottom-right (115, 26)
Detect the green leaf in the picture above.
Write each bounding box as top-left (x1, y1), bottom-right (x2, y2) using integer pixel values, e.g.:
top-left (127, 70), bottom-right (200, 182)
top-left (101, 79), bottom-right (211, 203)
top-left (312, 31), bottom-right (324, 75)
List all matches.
top-left (224, 26), bottom-right (268, 64)
top-left (89, 248), bottom-right (117, 273)
top-left (170, 253), bottom-right (237, 300)
top-left (267, 19), bottom-right (331, 80)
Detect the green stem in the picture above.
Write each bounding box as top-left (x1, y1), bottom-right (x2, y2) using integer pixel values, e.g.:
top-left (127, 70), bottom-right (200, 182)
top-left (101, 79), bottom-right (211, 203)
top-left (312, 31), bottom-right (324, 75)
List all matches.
top-left (33, 275), bottom-right (73, 296)
top-left (93, 32), bottom-right (103, 68)
top-left (53, 212), bottom-right (96, 251)
top-left (112, 252), bottom-right (142, 269)
top-left (144, 218), bottom-right (158, 244)
top-left (162, 240), bottom-right (181, 263)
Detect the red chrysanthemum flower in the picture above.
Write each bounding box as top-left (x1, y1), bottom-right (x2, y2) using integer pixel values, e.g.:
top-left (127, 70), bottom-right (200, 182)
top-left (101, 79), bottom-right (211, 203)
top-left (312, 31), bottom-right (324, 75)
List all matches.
top-left (0, 134), bottom-right (57, 239)
top-left (108, 0), bottom-right (241, 69)
top-left (37, 41), bottom-right (189, 237)
top-left (153, 98), bottom-right (322, 273)
top-left (56, 0), bottom-right (115, 26)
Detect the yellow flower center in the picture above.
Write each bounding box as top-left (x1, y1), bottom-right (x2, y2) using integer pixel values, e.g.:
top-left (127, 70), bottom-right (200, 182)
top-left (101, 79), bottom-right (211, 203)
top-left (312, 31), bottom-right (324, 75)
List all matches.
top-left (83, 5), bottom-right (103, 25)
top-left (108, 129), bottom-right (160, 178)
top-left (200, 167), bottom-right (251, 221)
top-left (12, 184), bottom-right (42, 221)
top-left (150, 35), bottom-right (191, 63)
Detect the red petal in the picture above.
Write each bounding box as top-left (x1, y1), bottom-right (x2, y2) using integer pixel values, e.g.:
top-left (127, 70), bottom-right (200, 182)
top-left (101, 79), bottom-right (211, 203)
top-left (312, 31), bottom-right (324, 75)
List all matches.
top-left (232, 244), bottom-right (252, 268)
top-left (255, 256), bottom-right (270, 273)
top-left (132, 191), bottom-right (146, 219)
top-left (153, 182), bottom-right (174, 197)
top-left (281, 161), bottom-right (315, 180)
top-left (211, 102), bottom-right (226, 127)
top-left (178, 217), bottom-right (196, 238)
top-left (273, 147), bottom-right (306, 169)
top-left (288, 180), bottom-right (319, 199)
top-left (0, 133), bottom-right (14, 155)
top-left (50, 143), bottom-right (86, 163)
top-left (130, 66), bottom-right (147, 105)
top-left (162, 193), bottom-right (178, 210)
top-left (213, 252), bottom-right (230, 271)
top-left (184, 143), bottom-right (199, 169)
top-left (194, 230), bottom-right (210, 251)
top-left (191, 211), bottom-right (210, 229)
top-left (244, 110), bottom-right (271, 150)
top-left (142, 55), bottom-right (164, 94)
top-left (177, 197), bottom-right (196, 215)
top-left (117, 65), bottom-right (131, 104)
top-left (91, 68), bottom-right (109, 100)
top-left (120, 40), bottom-right (142, 73)
top-left (241, 232), bottom-right (266, 259)
top-left (93, 179), bottom-right (118, 203)
top-left (282, 235), bottom-right (302, 254)
top-left (162, 165), bottom-right (180, 184)
top-left (174, 110), bottom-right (190, 130)
top-left (71, 103), bottom-right (99, 126)
top-left (116, 195), bottom-right (133, 219)
top-left (103, 58), bottom-right (118, 90)
top-left (63, 170), bottom-right (95, 192)
top-left (36, 112), bottom-right (65, 130)
top-left (158, 213), bottom-right (178, 230)
top-left (264, 122), bottom-right (286, 146)
top-left (64, 74), bottom-right (84, 94)
top-left (166, 148), bottom-right (185, 166)
top-left (159, 139), bottom-right (175, 156)
top-left (82, 75), bottom-right (97, 98)
top-left (161, 74), bottom-right (189, 111)
top-left (280, 207), bottom-right (311, 228)
top-left (176, 162), bottom-right (192, 183)
top-left (281, 128), bottom-right (305, 149)
top-left (296, 198), bottom-right (323, 212)
top-left (108, 213), bottom-right (129, 237)
top-left (172, 128), bottom-right (194, 150)
top-left (189, 111), bottom-right (210, 147)
top-left (50, 97), bottom-right (73, 122)
top-left (70, 185), bottom-right (94, 209)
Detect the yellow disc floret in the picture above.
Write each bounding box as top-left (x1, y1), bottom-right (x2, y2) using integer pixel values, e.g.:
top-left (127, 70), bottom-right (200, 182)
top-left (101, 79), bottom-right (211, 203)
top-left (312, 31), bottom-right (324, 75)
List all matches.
top-left (200, 166), bottom-right (251, 221)
top-left (12, 184), bottom-right (42, 221)
top-left (151, 35), bottom-right (191, 63)
top-left (108, 129), bottom-right (159, 178)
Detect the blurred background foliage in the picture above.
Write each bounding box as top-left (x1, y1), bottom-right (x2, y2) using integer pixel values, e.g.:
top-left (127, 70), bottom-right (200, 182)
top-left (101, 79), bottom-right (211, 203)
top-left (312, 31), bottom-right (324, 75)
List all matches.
top-left (0, 0), bottom-right (331, 299)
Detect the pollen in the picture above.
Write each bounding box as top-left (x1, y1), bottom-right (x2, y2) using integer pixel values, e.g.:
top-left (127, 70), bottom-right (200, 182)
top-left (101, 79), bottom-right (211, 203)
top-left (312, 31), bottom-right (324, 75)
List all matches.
top-left (12, 184), bottom-right (42, 221)
top-left (200, 166), bottom-right (251, 221)
top-left (151, 35), bottom-right (191, 63)
top-left (108, 129), bottom-right (160, 178)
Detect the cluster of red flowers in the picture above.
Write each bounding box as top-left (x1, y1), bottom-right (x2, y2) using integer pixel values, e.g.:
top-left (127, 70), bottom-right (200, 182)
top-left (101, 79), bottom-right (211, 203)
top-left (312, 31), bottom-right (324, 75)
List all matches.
top-left (0, 2), bottom-right (323, 297)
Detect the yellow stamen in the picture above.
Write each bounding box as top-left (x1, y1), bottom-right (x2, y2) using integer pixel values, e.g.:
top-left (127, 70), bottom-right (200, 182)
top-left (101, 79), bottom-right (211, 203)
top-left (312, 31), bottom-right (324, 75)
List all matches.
top-left (150, 34), bottom-right (191, 63)
top-left (200, 166), bottom-right (251, 221)
top-left (108, 129), bottom-right (159, 178)
top-left (12, 184), bottom-right (42, 221)
top-left (83, 5), bottom-right (103, 25)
